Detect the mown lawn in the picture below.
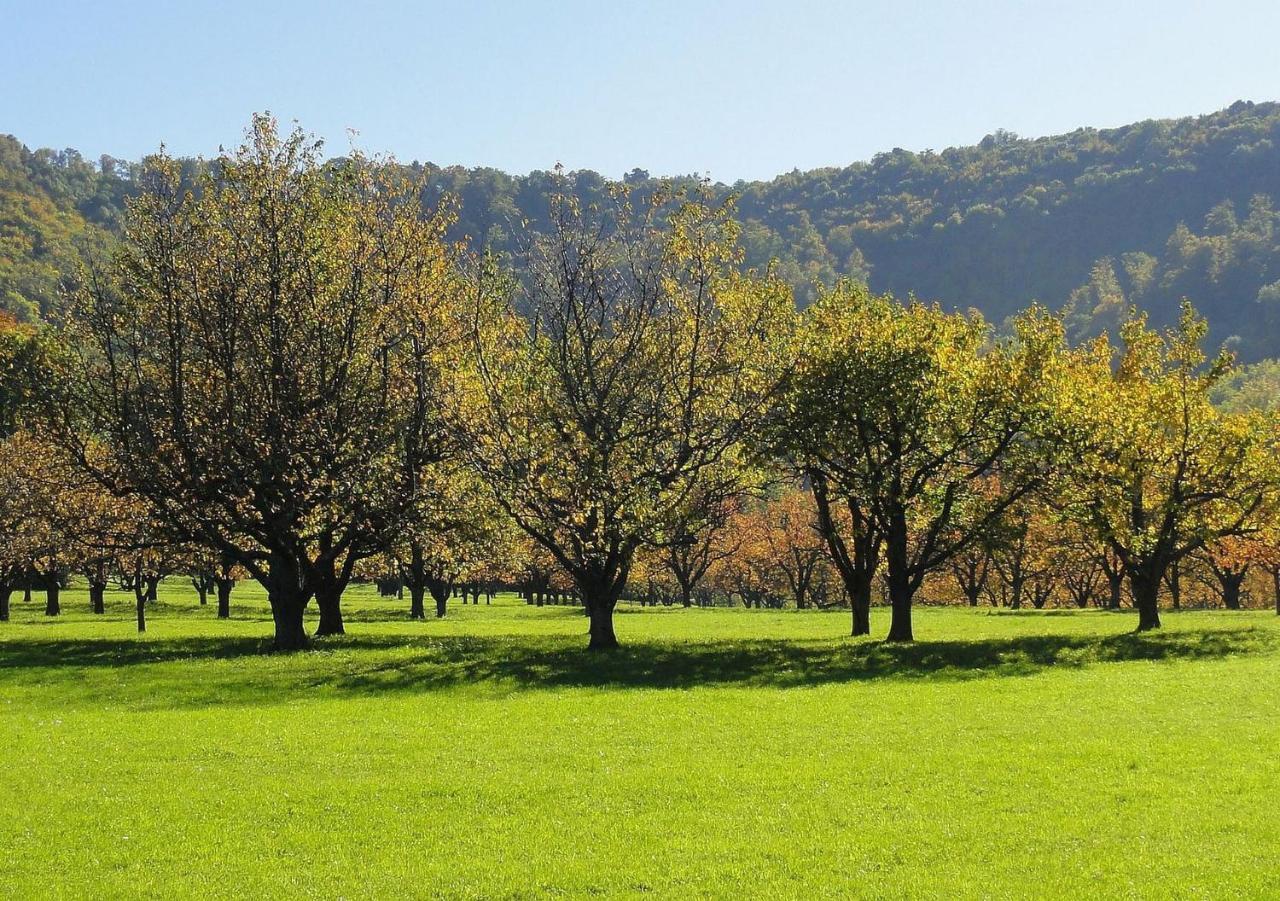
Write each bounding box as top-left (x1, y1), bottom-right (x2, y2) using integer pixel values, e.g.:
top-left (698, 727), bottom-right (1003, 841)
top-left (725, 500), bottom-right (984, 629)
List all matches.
top-left (1, 583), bottom-right (1277, 898)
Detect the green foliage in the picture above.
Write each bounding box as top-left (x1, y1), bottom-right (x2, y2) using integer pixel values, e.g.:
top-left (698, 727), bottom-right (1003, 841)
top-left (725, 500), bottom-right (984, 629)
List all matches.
top-left (1052, 303), bottom-right (1279, 628)
top-left (0, 136), bottom-right (132, 321)
top-left (8, 101), bottom-right (1280, 356)
top-left (1211, 358), bottom-right (1280, 412)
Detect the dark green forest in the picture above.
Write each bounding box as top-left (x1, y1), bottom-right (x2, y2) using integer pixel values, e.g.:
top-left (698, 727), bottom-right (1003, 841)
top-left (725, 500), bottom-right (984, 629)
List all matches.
top-left (4, 99), bottom-right (1280, 359)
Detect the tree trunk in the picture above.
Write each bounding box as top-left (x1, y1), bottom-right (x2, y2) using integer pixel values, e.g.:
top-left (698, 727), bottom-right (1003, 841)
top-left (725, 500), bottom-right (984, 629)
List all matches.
top-left (195, 579), bottom-right (208, 606)
top-left (44, 581), bottom-right (60, 617)
top-left (850, 588), bottom-right (871, 637)
top-left (215, 578), bottom-right (233, 619)
top-left (408, 584), bottom-right (426, 620)
top-left (89, 581), bottom-right (106, 615)
top-left (809, 475), bottom-right (877, 637)
top-left (311, 552), bottom-right (350, 637)
top-left (1130, 568), bottom-right (1162, 632)
top-left (1220, 571), bottom-right (1245, 611)
top-left (0, 586), bottom-right (10, 622)
top-left (1107, 572), bottom-right (1124, 610)
top-left (267, 550), bottom-right (310, 651)
top-left (146, 575), bottom-right (159, 603)
top-left (428, 579), bottom-right (450, 618)
top-left (885, 570), bottom-right (913, 641)
top-left (587, 598), bottom-right (619, 650)
top-left (1008, 577), bottom-right (1024, 610)
top-left (314, 588), bottom-right (345, 636)
top-left (884, 508), bottom-right (913, 642)
top-left (135, 590), bottom-right (147, 633)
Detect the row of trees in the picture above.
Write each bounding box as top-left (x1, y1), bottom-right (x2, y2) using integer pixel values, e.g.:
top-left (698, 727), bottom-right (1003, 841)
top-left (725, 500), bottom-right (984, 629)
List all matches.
top-left (2, 117), bottom-right (1276, 651)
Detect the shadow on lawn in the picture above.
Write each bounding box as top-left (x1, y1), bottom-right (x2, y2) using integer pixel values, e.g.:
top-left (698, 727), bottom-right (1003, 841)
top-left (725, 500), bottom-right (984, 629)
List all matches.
top-left (0, 623), bottom-right (1275, 709)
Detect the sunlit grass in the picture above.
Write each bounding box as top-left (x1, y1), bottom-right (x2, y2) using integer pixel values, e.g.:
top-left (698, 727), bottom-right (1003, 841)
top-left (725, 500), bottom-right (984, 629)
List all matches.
top-left (1, 583), bottom-right (1277, 897)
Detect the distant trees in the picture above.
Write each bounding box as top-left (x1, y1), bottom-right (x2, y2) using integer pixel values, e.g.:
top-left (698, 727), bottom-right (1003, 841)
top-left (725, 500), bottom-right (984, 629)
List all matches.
top-left (460, 184), bottom-right (793, 649)
top-left (775, 283), bottom-right (1060, 640)
top-left (1054, 305), bottom-right (1277, 630)
top-left (5, 115), bottom-right (1279, 651)
top-left (53, 116), bottom-right (464, 649)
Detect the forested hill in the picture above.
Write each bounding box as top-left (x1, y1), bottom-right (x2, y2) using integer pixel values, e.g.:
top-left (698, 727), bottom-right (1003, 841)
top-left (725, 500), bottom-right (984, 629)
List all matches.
top-left (4, 100), bottom-right (1280, 358)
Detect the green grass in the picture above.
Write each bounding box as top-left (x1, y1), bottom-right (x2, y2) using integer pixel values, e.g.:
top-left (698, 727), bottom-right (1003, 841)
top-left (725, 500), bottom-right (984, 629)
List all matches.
top-left (1, 583), bottom-right (1278, 898)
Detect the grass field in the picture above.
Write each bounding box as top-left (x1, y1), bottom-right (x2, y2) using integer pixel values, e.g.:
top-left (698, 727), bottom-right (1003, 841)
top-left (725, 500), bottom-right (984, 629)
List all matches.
top-left (1, 583), bottom-right (1277, 899)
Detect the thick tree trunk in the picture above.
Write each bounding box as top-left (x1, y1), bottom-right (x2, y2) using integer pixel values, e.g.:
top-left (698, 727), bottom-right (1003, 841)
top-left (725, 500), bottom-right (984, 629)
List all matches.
top-left (1220, 572), bottom-right (1245, 611)
top-left (89, 581), bottom-right (106, 615)
top-left (311, 551), bottom-right (352, 637)
top-left (408, 585), bottom-right (426, 620)
top-left (146, 575), bottom-right (159, 603)
top-left (885, 572), bottom-right (913, 642)
top-left (1130, 569), bottom-right (1162, 632)
top-left (195, 580), bottom-right (208, 606)
top-left (44, 582), bottom-right (60, 617)
top-left (428, 579), bottom-right (450, 618)
top-left (314, 589), bottom-right (345, 636)
top-left (587, 599), bottom-right (619, 650)
top-left (214, 578), bottom-right (233, 619)
top-left (850, 589), bottom-right (871, 636)
top-left (267, 551), bottom-right (309, 651)
top-left (0, 586), bottom-right (10, 621)
top-left (135, 589), bottom-right (147, 633)
top-left (404, 541), bottom-right (427, 619)
top-left (884, 509), bottom-right (913, 642)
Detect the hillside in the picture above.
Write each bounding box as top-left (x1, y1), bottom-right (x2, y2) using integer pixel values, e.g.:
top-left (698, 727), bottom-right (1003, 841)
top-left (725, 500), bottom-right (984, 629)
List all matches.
top-left (4, 100), bottom-right (1280, 357)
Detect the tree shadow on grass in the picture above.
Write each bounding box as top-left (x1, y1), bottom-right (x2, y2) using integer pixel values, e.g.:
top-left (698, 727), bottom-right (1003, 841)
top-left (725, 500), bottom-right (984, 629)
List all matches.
top-left (0, 625), bottom-right (1275, 710)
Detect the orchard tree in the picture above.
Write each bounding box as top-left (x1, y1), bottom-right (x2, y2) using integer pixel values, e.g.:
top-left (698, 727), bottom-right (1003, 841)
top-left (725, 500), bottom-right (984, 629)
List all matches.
top-left (761, 488), bottom-right (829, 609)
top-left (0, 316), bottom-right (47, 619)
top-left (778, 283), bottom-right (1061, 640)
top-left (650, 481), bottom-right (746, 608)
top-left (1055, 304), bottom-right (1278, 630)
top-left (395, 463), bottom-right (510, 619)
top-left (462, 184), bottom-right (793, 649)
top-left (54, 116), bottom-right (463, 649)
top-left (810, 470), bottom-right (881, 633)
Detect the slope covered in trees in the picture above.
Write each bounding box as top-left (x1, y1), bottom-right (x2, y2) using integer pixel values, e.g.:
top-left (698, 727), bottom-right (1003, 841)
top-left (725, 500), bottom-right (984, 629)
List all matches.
top-left (4, 100), bottom-right (1280, 356)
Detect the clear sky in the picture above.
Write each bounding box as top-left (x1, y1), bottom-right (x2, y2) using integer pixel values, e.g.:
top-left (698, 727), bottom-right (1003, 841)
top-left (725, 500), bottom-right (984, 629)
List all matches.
top-left (3, 0), bottom-right (1278, 182)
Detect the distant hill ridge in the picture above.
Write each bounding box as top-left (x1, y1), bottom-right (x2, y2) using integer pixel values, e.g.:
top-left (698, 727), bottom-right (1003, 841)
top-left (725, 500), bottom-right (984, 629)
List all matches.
top-left (4, 100), bottom-right (1279, 357)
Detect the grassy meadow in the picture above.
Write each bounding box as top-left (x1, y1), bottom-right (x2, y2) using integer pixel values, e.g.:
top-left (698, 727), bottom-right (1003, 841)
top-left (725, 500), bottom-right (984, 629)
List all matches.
top-left (1, 582), bottom-right (1278, 898)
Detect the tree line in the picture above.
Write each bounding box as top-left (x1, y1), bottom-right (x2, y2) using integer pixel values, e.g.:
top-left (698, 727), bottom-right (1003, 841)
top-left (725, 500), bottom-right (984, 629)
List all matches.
top-left (6, 101), bottom-right (1280, 360)
top-left (1, 116), bottom-right (1277, 651)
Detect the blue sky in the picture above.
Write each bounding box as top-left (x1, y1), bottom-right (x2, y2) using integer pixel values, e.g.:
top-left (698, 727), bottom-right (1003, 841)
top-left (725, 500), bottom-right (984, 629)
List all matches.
top-left (3, 0), bottom-right (1278, 181)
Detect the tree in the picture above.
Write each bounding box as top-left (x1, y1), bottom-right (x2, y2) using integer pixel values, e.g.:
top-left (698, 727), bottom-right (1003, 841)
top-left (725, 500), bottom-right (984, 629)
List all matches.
top-left (986, 500), bottom-right (1061, 610)
top-left (948, 538), bottom-right (993, 608)
top-left (1055, 304), bottom-right (1278, 630)
top-left (777, 283), bottom-right (1060, 640)
top-left (461, 183), bottom-right (792, 649)
top-left (394, 463), bottom-right (509, 619)
top-left (809, 470), bottom-right (881, 634)
top-left (712, 504), bottom-right (786, 609)
top-left (762, 488), bottom-right (830, 610)
top-left (53, 116), bottom-right (463, 649)
top-left (651, 481), bottom-right (743, 609)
